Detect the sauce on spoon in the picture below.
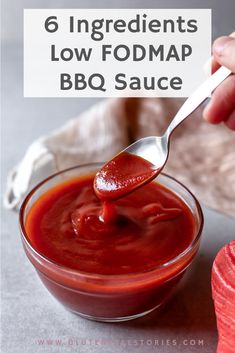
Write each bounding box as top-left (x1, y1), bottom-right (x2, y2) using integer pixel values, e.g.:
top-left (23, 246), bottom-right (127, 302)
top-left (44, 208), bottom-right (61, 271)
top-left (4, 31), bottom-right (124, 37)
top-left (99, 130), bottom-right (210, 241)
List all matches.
top-left (94, 152), bottom-right (160, 201)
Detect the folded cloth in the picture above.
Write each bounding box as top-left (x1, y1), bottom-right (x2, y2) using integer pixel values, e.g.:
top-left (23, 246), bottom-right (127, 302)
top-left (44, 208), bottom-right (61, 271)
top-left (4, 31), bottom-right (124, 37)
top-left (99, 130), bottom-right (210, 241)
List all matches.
top-left (4, 99), bottom-right (129, 210)
top-left (4, 98), bottom-right (235, 218)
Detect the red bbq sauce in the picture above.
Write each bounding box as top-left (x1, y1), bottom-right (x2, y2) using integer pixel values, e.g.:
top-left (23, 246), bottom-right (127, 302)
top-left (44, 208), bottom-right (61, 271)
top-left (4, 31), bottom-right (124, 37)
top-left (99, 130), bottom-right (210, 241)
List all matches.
top-left (25, 174), bottom-right (196, 275)
top-left (94, 152), bottom-right (159, 201)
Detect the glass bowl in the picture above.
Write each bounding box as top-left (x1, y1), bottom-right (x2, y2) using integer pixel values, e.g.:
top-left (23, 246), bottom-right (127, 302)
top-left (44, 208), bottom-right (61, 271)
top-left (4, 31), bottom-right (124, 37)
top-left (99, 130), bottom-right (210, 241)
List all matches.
top-left (19, 164), bottom-right (203, 322)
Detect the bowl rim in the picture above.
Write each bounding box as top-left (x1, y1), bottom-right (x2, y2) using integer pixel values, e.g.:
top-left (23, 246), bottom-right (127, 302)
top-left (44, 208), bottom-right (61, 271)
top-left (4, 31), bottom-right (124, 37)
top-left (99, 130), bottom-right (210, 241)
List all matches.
top-left (19, 163), bottom-right (204, 280)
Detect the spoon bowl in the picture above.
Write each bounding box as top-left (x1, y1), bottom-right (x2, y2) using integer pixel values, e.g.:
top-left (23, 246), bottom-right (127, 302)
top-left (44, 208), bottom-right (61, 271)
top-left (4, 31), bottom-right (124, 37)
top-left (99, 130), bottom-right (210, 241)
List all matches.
top-left (123, 134), bottom-right (169, 171)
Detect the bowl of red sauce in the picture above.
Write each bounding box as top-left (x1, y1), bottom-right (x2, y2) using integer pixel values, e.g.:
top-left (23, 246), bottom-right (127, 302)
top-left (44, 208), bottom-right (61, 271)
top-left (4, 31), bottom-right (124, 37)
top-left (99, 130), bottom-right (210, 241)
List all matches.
top-left (19, 163), bottom-right (203, 322)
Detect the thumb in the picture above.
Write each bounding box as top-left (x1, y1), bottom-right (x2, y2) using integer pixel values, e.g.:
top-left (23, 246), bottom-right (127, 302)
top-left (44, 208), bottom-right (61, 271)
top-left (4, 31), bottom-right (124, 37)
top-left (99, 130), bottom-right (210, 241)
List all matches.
top-left (213, 35), bottom-right (235, 72)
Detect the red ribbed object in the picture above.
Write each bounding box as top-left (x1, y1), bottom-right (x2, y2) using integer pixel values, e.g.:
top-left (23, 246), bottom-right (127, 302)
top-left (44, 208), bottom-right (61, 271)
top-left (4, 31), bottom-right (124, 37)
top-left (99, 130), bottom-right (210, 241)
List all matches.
top-left (212, 241), bottom-right (235, 353)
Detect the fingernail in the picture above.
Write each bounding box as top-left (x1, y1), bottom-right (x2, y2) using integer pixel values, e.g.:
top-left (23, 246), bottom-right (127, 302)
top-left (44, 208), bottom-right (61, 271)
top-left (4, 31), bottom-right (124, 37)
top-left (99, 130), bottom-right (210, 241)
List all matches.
top-left (204, 57), bottom-right (212, 75)
top-left (213, 36), bottom-right (234, 56)
top-left (202, 101), bottom-right (211, 120)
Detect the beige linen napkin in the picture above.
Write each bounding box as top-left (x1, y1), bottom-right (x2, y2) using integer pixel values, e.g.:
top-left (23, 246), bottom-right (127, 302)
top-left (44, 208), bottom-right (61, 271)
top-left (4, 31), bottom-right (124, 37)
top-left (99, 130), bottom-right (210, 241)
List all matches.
top-left (4, 98), bottom-right (235, 218)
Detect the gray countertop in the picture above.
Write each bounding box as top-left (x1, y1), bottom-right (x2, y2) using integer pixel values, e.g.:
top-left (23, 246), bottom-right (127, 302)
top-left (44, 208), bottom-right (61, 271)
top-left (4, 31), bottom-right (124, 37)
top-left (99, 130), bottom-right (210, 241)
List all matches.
top-left (1, 42), bottom-right (235, 353)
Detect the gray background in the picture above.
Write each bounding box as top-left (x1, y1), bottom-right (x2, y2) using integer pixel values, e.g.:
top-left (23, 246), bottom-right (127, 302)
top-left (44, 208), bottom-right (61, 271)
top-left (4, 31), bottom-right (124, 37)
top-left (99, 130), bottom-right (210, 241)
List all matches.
top-left (1, 1), bottom-right (235, 353)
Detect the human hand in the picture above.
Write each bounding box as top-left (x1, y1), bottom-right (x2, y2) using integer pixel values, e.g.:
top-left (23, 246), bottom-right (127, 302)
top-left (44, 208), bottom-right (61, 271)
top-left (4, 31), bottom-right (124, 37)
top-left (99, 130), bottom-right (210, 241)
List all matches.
top-left (203, 32), bottom-right (235, 130)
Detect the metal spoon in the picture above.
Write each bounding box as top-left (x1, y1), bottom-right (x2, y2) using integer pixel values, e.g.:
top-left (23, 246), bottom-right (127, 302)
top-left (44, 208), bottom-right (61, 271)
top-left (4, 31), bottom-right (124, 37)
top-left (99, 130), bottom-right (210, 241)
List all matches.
top-left (94, 66), bottom-right (231, 200)
top-left (125, 66), bottom-right (231, 169)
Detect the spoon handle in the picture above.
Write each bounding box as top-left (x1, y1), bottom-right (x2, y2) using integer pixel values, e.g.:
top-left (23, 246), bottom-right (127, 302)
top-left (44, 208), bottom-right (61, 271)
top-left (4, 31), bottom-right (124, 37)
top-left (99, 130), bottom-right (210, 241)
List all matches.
top-left (165, 66), bottom-right (231, 137)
